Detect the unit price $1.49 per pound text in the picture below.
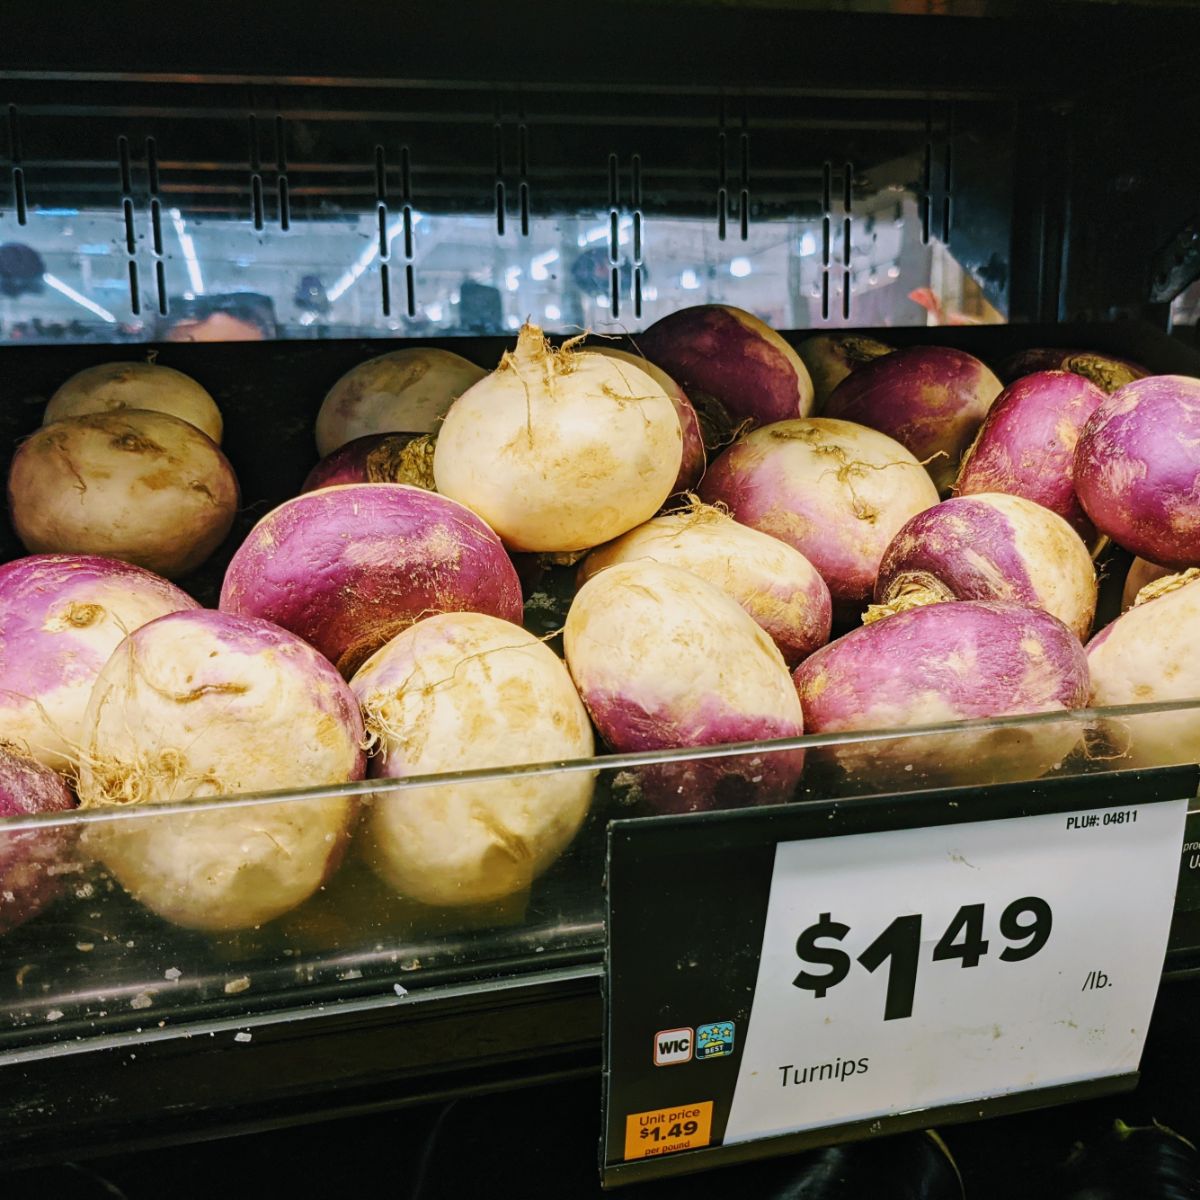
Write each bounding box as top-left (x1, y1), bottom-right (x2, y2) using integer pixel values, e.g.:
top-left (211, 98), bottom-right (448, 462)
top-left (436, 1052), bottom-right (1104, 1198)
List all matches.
top-left (794, 897), bottom-right (1052, 1021)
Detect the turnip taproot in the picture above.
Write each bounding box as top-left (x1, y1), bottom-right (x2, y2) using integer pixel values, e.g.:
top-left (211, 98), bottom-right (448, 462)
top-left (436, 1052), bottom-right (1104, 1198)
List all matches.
top-left (825, 346), bottom-right (1002, 492)
top-left (0, 554), bottom-right (198, 772)
top-left (78, 609), bottom-right (364, 930)
top-left (351, 613), bottom-right (594, 907)
top-left (315, 347), bottom-right (485, 456)
top-left (9, 411), bottom-right (239, 579)
top-left (221, 483), bottom-right (522, 678)
top-left (699, 417), bottom-right (939, 622)
top-left (871, 493), bottom-right (1097, 639)
top-left (578, 505), bottom-right (831, 666)
top-left (432, 324), bottom-right (681, 553)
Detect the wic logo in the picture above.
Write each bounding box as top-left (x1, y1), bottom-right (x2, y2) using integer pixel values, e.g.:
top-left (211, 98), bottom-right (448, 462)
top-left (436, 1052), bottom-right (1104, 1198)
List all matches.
top-left (653, 1027), bottom-right (693, 1066)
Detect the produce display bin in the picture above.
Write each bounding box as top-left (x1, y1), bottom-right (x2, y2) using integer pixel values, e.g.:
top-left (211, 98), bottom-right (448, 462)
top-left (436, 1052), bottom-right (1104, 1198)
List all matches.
top-left (4, 0), bottom-right (1200, 1189)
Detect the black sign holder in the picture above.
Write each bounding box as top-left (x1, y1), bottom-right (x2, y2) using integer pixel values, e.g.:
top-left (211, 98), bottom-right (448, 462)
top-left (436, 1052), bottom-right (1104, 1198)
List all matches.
top-left (601, 764), bottom-right (1198, 1187)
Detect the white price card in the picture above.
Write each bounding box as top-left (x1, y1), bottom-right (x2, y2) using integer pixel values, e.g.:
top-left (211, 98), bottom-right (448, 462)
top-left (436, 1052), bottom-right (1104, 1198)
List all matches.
top-left (722, 799), bottom-right (1188, 1144)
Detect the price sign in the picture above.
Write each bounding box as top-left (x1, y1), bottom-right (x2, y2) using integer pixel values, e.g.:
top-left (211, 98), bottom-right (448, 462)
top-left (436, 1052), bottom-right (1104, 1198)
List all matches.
top-left (602, 767), bottom-right (1194, 1186)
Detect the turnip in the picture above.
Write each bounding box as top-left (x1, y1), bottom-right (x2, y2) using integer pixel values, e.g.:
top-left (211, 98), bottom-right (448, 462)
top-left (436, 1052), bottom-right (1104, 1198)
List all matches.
top-left (220, 483), bottom-right (522, 677)
top-left (315, 347), bottom-right (486, 457)
top-left (998, 347), bottom-right (1148, 393)
top-left (0, 554), bottom-right (198, 773)
top-left (9, 411), bottom-right (239, 579)
top-left (1087, 571), bottom-right (1200, 768)
top-left (350, 612), bottom-right (594, 907)
top-left (699, 417), bottom-right (939, 622)
top-left (432, 324), bottom-right (681, 554)
top-left (638, 304), bottom-right (814, 443)
top-left (0, 746), bottom-right (77, 935)
top-left (45, 361), bottom-right (223, 443)
top-left (796, 333), bottom-right (892, 410)
top-left (302, 432), bottom-right (434, 493)
top-left (824, 346), bottom-right (1003, 492)
top-left (589, 346), bottom-right (705, 494)
top-left (954, 370), bottom-right (1106, 540)
top-left (565, 561), bottom-right (805, 807)
top-left (78, 609), bottom-right (364, 931)
top-left (794, 600), bottom-right (1090, 786)
top-left (872, 493), bottom-right (1097, 639)
top-left (1121, 556), bottom-right (1175, 612)
top-left (1074, 375), bottom-right (1200, 567)
top-left (578, 504), bottom-right (831, 667)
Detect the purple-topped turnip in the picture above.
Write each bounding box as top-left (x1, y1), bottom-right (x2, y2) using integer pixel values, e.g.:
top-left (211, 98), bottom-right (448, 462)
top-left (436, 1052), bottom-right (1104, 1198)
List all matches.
top-left (590, 346), bottom-right (705, 494)
top-left (1087, 571), bottom-right (1200, 767)
top-left (315, 347), bottom-right (485, 456)
top-left (796, 334), bottom-right (893, 410)
top-left (220, 483), bottom-right (522, 678)
top-left (350, 612), bottom-right (594, 906)
top-left (954, 370), bottom-right (1106, 541)
top-left (78, 609), bottom-right (365, 931)
top-left (433, 324), bottom-right (681, 553)
top-left (9, 410), bottom-right (239, 579)
top-left (46, 361), bottom-right (223, 443)
top-left (638, 304), bottom-right (814, 443)
top-left (794, 600), bottom-right (1090, 786)
top-left (872, 493), bottom-right (1097, 639)
top-left (1074, 375), bottom-right (1200, 567)
top-left (699, 417), bottom-right (939, 623)
top-left (579, 504), bottom-right (831, 667)
top-left (302, 432), bottom-right (434, 493)
top-left (0, 554), bottom-right (198, 772)
top-left (824, 345), bottom-right (1002, 492)
top-left (998, 348), bottom-right (1148, 393)
top-left (0, 746), bottom-right (77, 935)
top-left (565, 560), bottom-right (805, 808)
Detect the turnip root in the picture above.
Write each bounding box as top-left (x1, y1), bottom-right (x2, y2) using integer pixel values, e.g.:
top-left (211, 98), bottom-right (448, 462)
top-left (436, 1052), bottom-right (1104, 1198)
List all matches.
top-left (0, 554), bottom-right (198, 772)
top-left (46, 361), bottom-right (223, 443)
top-left (590, 346), bottom-right (705, 494)
top-left (638, 304), bottom-right (814, 442)
top-left (78, 609), bottom-right (364, 931)
top-left (824, 346), bottom-right (1002, 492)
top-left (432, 324), bottom-right (681, 553)
top-left (796, 334), bottom-right (892, 410)
top-left (1074, 375), bottom-right (1200, 567)
top-left (565, 561), bottom-right (805, 807)
top-left (871, 493), bottom-right (1097, 640)
top-left (302, 433), bottom-right (435, 493)
top-left (350, 613), bottom-right (594, 907)
top-left (1087, 571), bottom-right (1200, 767)
top-left (9, 411), bottom-right (239, 579)
top-left (1122, 556), bottom-right (1175, 612)
top-left (578, 505), bottom-right (831, 666)
top-left (794, 600), bottom-right (1089, 786)
top-left (315, 347), bottom-right (485, 457)
top-left (699, 417), bottom-right (939, 622)
top-left (0, 746), bottom-right (77, 935)
top-left (998, 348), bottom-right (1148, 393)
top-left (955, 370), bottom-right (1106, 540)
top-left (221, 483), bottom-right (522, 678)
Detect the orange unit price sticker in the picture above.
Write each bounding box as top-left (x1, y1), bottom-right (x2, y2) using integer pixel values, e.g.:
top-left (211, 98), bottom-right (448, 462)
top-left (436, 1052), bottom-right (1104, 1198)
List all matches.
top-left (623, 1100), bottom-right (714, 1161)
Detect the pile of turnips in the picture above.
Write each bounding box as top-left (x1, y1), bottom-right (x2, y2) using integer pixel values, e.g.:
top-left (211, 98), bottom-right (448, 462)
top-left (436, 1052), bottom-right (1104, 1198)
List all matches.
top-left (2, 308), bottom-right (1200, 938)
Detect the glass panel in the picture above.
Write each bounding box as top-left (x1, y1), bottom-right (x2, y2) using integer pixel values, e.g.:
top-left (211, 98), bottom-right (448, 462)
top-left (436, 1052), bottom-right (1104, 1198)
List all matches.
top-left (1, 703), bottom-right (1194, 1058)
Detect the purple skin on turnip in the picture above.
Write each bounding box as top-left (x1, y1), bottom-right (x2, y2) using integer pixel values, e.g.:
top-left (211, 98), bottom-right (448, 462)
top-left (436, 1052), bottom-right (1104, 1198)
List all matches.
top-left (1074, 375), bottom-right (1200, 568)
top-left (872, 492), bottom-right (1097, 640)
top-left (220, 483), bottom-right (523, 677)
top-left (637, 304), bottom-right (815, 444)
top-left (794, 599), bottom-right (1090, 787)
top-left (0, 746), bottom-right (77, 936)
top-left (954, 370), bottom-right (1106, 541)
top-left (302, 433), bottom-right (435, 493)
top-left (997, 348), bottom-right (1148, 393)
top-left (824, 345), bottom-right (1002, 493)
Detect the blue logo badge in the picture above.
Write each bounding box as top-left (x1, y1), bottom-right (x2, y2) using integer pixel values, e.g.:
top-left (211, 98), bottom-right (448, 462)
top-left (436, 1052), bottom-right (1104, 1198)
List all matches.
top-left (695, 1020), bottom-right (735, 1059)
